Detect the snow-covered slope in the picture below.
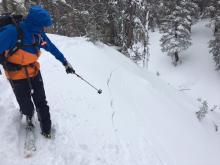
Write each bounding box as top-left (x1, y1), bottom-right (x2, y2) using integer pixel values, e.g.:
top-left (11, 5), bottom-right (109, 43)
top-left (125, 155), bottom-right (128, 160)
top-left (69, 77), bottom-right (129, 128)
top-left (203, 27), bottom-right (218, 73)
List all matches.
top-left (149, 20), bottom-right (220, 107)
top-left (149, 19), bottom-right (220, 138)
top-left (0, 27), bottom-right (220, 165)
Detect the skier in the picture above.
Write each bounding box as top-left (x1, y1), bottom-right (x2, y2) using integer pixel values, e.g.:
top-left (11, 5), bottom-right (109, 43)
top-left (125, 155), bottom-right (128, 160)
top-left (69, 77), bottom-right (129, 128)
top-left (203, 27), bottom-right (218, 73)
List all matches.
top-left (0, 6), bottom-right (75, 138)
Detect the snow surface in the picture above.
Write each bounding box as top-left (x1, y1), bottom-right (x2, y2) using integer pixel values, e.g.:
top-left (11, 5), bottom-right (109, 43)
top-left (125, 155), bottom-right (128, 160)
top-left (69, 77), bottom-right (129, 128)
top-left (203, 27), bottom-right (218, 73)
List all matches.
top-left (0, 20), bottom-right (220, 165)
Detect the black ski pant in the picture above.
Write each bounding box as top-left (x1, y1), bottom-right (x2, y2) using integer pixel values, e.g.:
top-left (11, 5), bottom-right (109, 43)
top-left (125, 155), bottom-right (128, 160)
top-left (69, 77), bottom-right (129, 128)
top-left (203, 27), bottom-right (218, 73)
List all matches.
top-left (10, 71), bottom-right (51, 134)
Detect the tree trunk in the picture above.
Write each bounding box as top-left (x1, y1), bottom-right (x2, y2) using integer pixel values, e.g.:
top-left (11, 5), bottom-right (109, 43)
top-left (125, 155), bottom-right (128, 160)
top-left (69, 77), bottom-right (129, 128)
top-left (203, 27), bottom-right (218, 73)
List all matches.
top-left (174, 51), bottom-right (179, 63)
top-left (126, 0), bottom-right (135, 49)
top-left (2, 0), bottom-right (8, 12)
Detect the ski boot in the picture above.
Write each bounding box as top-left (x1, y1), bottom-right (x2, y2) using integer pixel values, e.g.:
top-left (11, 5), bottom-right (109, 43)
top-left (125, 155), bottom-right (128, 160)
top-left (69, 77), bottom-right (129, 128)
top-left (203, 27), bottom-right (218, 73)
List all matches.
top-left (41, 132), bottom-right (52, 139)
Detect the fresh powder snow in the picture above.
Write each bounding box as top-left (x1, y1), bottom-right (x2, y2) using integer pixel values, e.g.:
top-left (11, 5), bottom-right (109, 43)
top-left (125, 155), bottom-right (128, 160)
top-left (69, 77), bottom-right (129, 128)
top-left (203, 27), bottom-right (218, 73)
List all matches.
top-left (0, 20), bottom-right (220, 165)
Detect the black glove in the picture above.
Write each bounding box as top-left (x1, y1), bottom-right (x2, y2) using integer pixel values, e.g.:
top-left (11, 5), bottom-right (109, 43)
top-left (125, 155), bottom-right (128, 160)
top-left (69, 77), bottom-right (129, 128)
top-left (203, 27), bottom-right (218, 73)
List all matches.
top-left (63, 61), bottom-right (75, 74)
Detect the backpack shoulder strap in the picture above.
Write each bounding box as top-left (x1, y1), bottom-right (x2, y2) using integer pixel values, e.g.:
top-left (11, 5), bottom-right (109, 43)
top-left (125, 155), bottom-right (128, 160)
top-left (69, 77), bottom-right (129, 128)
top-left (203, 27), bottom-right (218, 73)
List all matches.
top-left (5, 23), bottom-right (24, 59)
top-left (15, 23), bottom-right (24, 48)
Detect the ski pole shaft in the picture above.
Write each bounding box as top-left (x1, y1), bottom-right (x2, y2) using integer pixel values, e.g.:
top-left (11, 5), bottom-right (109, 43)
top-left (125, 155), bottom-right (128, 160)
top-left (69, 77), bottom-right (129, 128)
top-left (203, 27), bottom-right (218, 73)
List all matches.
top-left (74, 73), bottom-right (102, 94)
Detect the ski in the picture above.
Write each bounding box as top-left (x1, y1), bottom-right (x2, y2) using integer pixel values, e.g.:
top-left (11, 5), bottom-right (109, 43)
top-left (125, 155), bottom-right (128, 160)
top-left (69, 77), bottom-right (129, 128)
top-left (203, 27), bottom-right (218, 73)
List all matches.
top-left (23, 125), bottom-right (36, 158)
top-left (18, 115), bottom-right (56, 158)
top-left (18, 114), bottom-right (37, 158)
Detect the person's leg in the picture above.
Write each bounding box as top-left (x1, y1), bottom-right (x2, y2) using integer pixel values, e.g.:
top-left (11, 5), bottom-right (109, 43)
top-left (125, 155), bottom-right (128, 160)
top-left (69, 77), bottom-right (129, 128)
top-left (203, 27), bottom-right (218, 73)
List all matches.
top-left (10, 79), bottom-right (35, 117)
top-left (31, 72), bottom-right (51, 134)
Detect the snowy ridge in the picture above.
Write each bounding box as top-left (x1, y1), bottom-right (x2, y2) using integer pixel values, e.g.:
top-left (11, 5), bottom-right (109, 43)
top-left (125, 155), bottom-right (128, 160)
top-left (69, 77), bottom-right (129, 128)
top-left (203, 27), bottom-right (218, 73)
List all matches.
top-left (0, 29), bottom-right (220, 164)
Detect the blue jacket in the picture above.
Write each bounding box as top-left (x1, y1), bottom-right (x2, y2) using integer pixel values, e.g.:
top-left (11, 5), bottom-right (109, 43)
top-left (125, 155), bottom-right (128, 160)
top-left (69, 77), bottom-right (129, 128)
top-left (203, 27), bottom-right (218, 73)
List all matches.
top-left (0, 6), bottom-right (67, 64)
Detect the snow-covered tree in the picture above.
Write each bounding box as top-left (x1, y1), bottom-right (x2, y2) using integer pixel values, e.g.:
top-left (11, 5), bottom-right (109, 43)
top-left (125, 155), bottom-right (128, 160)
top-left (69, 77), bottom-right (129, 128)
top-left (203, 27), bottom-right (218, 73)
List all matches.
top-left (205, 0), bottom-right (220, 34)
top-left (195, 0), bottom-right (209, 14)
top-left (1, 0), bottom-right (26, 14)
top-left (160, 0), bottom-right (192, 66)
top-left (127, 0), bottom-right (150, 67)
top-left (86, 1), bottom-right (109, 42)
top-left (185, 0), bottom-right (199, 27)
top-left (206, 0), bottom-right (220, 70)
top-left (209, 33), bottom-right (220, 70)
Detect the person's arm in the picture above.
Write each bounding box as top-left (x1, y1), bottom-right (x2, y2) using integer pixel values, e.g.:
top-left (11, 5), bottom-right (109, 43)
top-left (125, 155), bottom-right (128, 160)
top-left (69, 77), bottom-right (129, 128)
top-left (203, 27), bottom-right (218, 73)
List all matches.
top-left (41, 33), bottom-right (67, 64)
top-left (0, 26), bottom-right (17, 55)
top-left (41, 33), bottom-right (75, 74)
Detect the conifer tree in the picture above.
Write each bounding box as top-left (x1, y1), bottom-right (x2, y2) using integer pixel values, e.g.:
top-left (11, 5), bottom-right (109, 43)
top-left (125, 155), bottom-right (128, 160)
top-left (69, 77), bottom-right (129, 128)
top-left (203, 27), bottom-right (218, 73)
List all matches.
top-left (194, 0), bottom-right (209, 14)
top-left (126, 0), bottom-right (150, 67)
top-left (205, 0), bottom-right (220, 34)
top-left (144, 0), bottom-right (161, 31)
top-left (208, 0), bottom-right (220, 69)
top-left (160, 0), bottom-right (192, 66)
top-left (185, 0), bottom-right (199, 28)
top-left (1, 0), bottom-right (26, 14)
top-left (209, 34), bottom-right (220, 70)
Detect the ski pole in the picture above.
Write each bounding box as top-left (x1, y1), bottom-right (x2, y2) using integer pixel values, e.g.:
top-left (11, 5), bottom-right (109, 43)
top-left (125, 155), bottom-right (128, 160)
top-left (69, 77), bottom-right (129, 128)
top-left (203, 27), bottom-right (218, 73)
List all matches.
top-left (74, 72), bottom-right (102, 94)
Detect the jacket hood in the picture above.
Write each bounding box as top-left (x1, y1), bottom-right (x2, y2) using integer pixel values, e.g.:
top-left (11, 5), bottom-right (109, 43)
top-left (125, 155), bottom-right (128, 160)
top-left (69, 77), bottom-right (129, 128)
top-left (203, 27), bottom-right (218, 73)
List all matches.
top-left (24, 6), bottom-right (52, 33)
